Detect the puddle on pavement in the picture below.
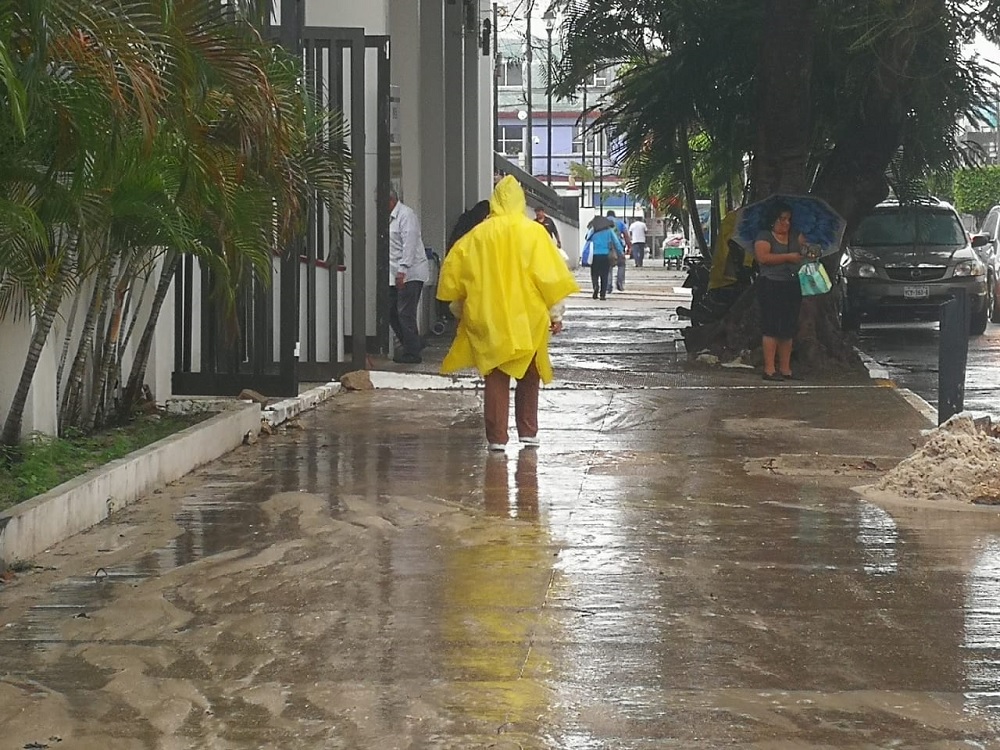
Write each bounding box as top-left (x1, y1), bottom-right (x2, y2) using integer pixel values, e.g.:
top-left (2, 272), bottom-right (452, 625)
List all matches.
top-left (6, 386), bottom-right (1000, 746)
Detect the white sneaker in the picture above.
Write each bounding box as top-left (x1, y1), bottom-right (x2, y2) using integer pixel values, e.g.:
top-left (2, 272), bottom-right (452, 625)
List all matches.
top-left (520, 436), bottom-right (540, 446)
top-left (487, 443), bottom-right (506, 451)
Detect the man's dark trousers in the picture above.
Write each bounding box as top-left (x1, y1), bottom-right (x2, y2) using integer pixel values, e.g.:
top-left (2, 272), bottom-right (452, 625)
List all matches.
top-left (389, 281), bottom-right (424, 356)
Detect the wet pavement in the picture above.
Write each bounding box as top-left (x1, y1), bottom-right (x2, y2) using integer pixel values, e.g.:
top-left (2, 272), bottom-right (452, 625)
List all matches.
top-left (858, 320), bottom-right (1000, 421)
top-left (4, 266), bottom-right (1000, 748)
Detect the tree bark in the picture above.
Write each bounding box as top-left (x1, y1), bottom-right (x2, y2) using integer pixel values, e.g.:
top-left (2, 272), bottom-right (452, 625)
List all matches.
top-left (748, 0), bottom-right (816, 198)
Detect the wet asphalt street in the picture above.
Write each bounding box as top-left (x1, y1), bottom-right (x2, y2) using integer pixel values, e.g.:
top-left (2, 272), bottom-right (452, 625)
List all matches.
top-left (3, 265), bottom-right (1000, 748)
top-left (857, 320), bottom-right (1000, 421)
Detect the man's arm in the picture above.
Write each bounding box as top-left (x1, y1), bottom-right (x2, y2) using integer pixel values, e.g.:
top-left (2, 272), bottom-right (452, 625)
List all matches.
top-left (550, 219), bottom-right (561, 248)
top-left (397, 209), bottom-right (424, 281)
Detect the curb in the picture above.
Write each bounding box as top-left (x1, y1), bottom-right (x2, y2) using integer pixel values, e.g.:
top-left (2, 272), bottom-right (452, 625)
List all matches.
top-left (262, 381), bottom-right (342, 426)
top-left (0, 404), bottom-right (261, 568)
top-left (853, 345), bottom-right (890, 380)
top-left (853, 345), bottom-right (936, 426)
top-left (895, 388), bottom-right (937, 425)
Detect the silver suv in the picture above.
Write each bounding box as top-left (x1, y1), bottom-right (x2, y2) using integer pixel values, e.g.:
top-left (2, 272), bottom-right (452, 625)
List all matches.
top-left (840, 199), bottom-right (990, 334)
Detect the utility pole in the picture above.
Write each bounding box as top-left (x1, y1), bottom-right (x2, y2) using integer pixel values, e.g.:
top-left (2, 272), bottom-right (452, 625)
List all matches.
top-left (524, 0), bottom-right (533, 175)
top-left (580, 81), bottom-right (587, 207)
top-left (544, 9), bottom-right (555, 186)
top-left (493, 3), bottom-right (499, 154)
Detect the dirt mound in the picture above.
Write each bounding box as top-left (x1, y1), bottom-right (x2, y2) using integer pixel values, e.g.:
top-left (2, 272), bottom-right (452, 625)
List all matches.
top-left (876, 415), bottom-right (1000, 505)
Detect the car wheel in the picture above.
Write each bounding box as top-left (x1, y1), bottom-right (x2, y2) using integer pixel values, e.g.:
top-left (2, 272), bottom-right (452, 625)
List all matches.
top-left (839, 298), bottom-right (860, 332)
top-left (971, 303), bottom-right (989, 336)
top-left (990, 274), bottom-right (1000, 323)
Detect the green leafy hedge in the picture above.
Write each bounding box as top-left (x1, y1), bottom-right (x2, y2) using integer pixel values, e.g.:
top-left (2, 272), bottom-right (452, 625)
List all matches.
top-left (954, 167), bottom-right (1000, 220)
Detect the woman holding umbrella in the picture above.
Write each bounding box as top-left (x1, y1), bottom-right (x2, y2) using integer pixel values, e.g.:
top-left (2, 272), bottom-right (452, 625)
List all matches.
top-left (754, 201), bottom-right (818, 381)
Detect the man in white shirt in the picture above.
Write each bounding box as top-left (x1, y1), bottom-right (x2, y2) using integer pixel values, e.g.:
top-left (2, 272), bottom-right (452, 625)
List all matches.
top-left (389, 189), bottom-right (430, 364)
top-left (629, 216), bottom-right (649, 268)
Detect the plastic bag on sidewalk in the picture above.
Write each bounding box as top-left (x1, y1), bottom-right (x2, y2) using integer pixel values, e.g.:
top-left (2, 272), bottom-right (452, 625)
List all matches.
top-left (798, 261), bottom-right (832, 296)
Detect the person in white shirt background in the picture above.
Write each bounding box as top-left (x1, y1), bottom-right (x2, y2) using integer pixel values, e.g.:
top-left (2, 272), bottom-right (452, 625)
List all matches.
top-left (629, 216), bottom-right (649, 268)
top-left (388, 189), bottom-right (430, 364)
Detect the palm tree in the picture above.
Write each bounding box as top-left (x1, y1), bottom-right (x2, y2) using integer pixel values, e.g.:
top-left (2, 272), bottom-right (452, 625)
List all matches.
top-left (552, 0), bottom-right (997, 365)
top-left (1, 0), bottom-right (353, 444)
top-left (0, 0), bottom-right (163, 448)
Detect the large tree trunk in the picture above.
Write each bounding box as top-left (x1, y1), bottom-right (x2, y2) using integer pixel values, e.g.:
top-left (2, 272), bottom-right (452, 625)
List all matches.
top-left (748, 0), bottom-right (817, 198)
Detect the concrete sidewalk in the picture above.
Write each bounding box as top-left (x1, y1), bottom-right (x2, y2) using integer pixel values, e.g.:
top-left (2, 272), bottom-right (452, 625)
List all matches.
top-left (3, 264), bottom-right (1000, 748)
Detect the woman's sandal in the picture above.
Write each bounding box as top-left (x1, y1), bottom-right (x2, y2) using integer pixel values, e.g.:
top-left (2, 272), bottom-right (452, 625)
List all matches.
top-left (762, 372), bottom-right (784, 382)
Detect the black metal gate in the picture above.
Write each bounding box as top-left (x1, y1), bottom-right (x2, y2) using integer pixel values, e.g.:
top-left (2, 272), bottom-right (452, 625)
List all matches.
top-left (172, 7), bottom-right (389, 397)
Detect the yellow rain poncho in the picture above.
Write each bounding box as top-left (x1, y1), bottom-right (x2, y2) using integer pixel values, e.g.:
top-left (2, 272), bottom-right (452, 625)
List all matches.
top-left (437, 176), bottom-right (579, 383)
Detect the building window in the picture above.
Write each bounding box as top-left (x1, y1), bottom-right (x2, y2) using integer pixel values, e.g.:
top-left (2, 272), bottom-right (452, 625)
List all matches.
top-left (496, 59), bottom-right (524, 88)
top-left (572, 125), bottom-right (606, 155)
top-left (497, 125), bottom-right (524, 155)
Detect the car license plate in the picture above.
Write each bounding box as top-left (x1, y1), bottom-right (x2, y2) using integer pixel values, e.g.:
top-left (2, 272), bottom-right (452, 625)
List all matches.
top-left (903, 285), bottom-right (929, 299)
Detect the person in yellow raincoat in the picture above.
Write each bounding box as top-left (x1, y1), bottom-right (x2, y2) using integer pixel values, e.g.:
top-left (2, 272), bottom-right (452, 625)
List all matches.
top-left (437, 176), bottom-right (579, 451)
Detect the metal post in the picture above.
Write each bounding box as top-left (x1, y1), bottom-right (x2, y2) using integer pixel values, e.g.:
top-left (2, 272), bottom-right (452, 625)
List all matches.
top-left (938, 288), bottom-right (969, 424)
top-left (493, 3), bottom-right (499, 153)
top-left (580, 81), bottom-right (587, 207)
top-left (598, 134), bottom-right (604, 212)
top-left (524, 1), bottom-right (533, 175)
top-left (546, 25), bottom-right (553, 186)
top-left (277, 0), bottom-right (302, 395)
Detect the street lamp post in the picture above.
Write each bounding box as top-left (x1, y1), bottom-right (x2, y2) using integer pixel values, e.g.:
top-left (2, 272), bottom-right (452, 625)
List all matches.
top-left (524, 3), bottom-right (533, 175)
top-left (543, 9), bottom-right (556, 187)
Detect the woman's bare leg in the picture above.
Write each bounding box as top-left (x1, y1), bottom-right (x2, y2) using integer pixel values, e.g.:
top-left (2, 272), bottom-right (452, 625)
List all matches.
top-left (762, 336), bottom-right (779, 375)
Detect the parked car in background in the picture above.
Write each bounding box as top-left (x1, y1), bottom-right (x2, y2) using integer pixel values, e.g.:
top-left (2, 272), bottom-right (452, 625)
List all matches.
top-left (975, 204), bottom-right (1000, 323)
top-left (840, 199), bottom-right (990, 335)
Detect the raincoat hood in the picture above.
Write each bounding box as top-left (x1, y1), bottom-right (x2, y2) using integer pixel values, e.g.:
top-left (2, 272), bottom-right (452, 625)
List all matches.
top-left (436, 177), bottom-right (579, 382)
top-left (489, 175), bottom-right (527, 217)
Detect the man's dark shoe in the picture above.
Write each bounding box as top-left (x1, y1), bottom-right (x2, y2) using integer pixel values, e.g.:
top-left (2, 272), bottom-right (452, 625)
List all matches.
top-left (393, 352), bottom-right (422, 364)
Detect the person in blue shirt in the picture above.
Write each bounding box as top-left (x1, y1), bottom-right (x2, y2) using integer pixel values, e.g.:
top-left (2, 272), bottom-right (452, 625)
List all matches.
top-left (605, 210), bottom-right (632, 292)
top-left (585, 222), bottom-right (625, 300)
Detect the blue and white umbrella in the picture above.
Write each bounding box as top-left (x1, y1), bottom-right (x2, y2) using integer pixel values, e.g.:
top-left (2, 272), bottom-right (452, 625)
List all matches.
top-left (733, 194), bottom-right (847, 258)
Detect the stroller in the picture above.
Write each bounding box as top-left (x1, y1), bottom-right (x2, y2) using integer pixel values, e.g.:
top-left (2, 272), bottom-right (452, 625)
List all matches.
top-left (427, 200), bottom-right (492, 337)
top-left (676, 240), bottom-right (756, 325)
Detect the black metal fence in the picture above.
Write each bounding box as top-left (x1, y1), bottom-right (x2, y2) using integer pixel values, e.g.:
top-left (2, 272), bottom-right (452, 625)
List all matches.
top-left (172, 8), bottom-right (390, 397)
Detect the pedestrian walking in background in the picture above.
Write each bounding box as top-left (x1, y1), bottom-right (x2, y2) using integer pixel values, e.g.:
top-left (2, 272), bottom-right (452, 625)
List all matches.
top-left (534, 206), bottom-right (562, 250)
top-left (585, 223), bottom-right (624, 300)
top-left (753, 201), bottom-right (817, 381)
top-left (437, 176), bottom-right (579, 450)
top-left (606, 210), bottom-right (631, 291)
top-left (388, 189), bottom-right (429, 364)
top-left (629, 215), bottom-right (648, 267)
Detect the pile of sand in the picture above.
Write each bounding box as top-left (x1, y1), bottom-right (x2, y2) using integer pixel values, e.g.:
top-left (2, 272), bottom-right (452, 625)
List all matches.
top-left (876, 415), bottom-right (1000, 505)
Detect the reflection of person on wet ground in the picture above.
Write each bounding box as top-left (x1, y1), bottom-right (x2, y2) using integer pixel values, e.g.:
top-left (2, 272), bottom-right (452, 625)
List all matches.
top-left (484, 449), bottom-right (539, 519)
top-left (437, 176), bottom-right (579, 451)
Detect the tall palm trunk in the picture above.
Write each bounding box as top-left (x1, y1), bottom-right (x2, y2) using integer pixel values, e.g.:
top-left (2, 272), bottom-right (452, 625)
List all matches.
top-left (679, 124), bottom-right (710, 258)
top-left (1, 249), bottom-right (75, 447)
top-left (59, 254), bottom-right (113, 432)
top-left (85, 256), bottom-right (136, 432)
top-left (119, 250), bottom-right (179, 421)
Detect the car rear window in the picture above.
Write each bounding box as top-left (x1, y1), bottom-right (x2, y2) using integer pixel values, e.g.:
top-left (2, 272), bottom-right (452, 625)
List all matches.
top-left (852, 209), bottom-right (966, 246)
